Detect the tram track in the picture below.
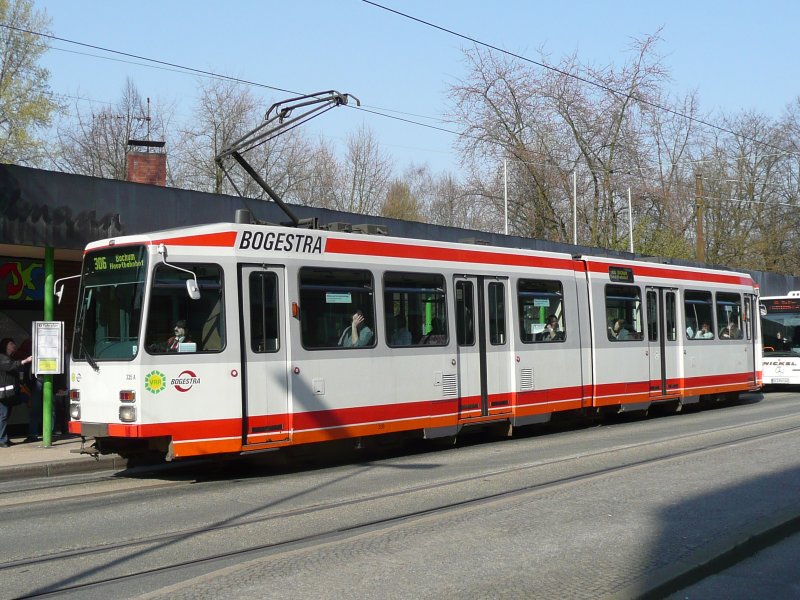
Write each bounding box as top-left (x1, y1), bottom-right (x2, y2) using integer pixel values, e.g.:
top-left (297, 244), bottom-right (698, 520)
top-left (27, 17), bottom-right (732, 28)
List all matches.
top-left (8, 415), bottom-right (800, 599)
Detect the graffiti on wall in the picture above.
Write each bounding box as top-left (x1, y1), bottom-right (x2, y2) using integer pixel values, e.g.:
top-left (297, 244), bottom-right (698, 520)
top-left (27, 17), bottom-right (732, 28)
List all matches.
top-left (0, 258), bottom-right (44, 302)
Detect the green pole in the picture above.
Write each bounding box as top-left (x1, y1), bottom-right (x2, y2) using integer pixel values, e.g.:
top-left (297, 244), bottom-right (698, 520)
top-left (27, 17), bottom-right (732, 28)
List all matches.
top-left (43, 247), bottom-right (54, 448)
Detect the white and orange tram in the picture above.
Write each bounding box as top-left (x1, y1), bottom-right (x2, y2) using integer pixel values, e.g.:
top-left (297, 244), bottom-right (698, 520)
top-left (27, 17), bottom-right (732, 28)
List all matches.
top-left (67, 219), bottom-right (762, 460)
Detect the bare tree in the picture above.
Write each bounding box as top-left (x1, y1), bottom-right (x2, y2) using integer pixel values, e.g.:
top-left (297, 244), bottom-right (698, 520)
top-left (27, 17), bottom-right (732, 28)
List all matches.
top-left (426, 172), bottom-right (493, 231)
top-left (449, 32), bottom-right (708, 252)
top-left (173, 79), bottom-right (259, 194)
top-left (293, 137), bottom-right (339, 208)
top-left (699, 112), bottom-right (797, 272)
top-left (382, 180), bottom-right (420, 221)
top-left (175, 78), bottom-right (317, 205)
top-left (332, 125), bottom-right (392, 215)
top-left (54, 79), bottom-right (166, 179)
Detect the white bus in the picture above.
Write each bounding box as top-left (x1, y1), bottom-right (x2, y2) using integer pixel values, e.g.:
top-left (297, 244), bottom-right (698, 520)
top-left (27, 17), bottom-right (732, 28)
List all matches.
top-left (760, 292), bottom-right (800, 386)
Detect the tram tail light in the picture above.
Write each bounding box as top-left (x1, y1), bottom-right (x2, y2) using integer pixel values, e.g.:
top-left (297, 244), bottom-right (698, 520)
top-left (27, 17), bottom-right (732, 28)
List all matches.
top-left (119, 405), bottom-right (136, 422)
top-left (119, 390), bottom-right (136, 403)
top-left (69, 389), bottom-right (80, 420)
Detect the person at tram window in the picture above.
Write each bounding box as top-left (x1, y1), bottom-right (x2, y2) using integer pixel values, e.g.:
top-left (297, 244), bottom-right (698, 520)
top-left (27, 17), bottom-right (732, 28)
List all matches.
top-left (609, 319), bottom-right (630, 340)
top-left (420, 317), bottom-right (447, 345)
top-left (166, 320), bottom-right (192, 352)
top-left (695, 322), bottom-right (714, 339)
top-left (0, 338), bottom-right (32, 448)
top-left (390, 314), bottom-right (412, 346)
top-left (340, 309), bottom-right (374, 347)
top-left (537, 314), bottom-right (564, 342)
top-left (719, 321), bottom-right (741, 339)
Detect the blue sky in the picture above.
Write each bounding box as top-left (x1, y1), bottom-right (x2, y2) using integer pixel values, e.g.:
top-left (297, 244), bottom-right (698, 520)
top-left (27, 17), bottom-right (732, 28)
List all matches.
top-left (34, 0), bottom-right (800, 176)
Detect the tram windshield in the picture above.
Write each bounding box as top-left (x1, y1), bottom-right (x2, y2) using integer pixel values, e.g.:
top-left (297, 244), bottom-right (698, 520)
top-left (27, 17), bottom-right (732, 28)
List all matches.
top-left (760, 298), bottom-right (800, 356)
top-left (73, 246), bottom-right (147, 364)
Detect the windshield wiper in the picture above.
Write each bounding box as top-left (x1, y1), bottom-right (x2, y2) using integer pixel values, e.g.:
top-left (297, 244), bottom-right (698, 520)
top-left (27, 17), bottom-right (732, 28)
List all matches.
top-left (75, 292), bottom-right (99, 373)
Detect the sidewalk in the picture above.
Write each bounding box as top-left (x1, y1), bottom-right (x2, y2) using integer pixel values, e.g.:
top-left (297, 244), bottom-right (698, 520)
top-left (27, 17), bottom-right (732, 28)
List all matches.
top-left (0, 434), bottom-right (127, 481)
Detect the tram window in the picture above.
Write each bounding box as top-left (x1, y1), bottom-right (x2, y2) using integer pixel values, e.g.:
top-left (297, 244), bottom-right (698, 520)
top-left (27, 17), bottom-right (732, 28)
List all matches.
top-left (646, 290), bottom-right (658, 342)
top-left (383, 272), bottom-right (447, 347)
top-left (249, 272), bottom-right (279, 353)
top-left (684, 290), bottom-right (714, 340)
top-left (716, 292), bottom-right (743, 340)
top-left (145, 264), bottom-right (225, 354)
top-left (517, 279), bottom-right (565, 343)
top-left (605, 285), bottom-right (643, 341)
top-left (666, 291), bottom-right (677, 341)
top-left (299, 267), bottom-right (376, 350)
top-left (743, 297), bottom-right (752, 341)
top-left (455, 280), bottom-right (475, 346)
top-left (488, 281), bottom-right (506, 345)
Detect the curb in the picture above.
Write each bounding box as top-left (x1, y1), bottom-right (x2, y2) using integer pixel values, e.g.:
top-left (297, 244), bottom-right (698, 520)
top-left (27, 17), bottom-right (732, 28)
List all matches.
top-left (602, 506), bottom-right (800, 600)
top-left (0, 455), bottom-right (128, 482)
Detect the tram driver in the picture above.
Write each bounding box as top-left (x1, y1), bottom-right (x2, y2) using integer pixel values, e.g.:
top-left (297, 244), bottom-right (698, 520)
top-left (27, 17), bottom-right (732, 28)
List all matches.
top-left (166, 320), bottom-right (192, 352)
top-left (339, 309), bottom-right (374, 347)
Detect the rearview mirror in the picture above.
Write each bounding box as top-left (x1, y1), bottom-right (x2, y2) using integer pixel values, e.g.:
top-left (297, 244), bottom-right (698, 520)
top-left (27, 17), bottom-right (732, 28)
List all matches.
top-left (186, 279), bottom-right (200, 300)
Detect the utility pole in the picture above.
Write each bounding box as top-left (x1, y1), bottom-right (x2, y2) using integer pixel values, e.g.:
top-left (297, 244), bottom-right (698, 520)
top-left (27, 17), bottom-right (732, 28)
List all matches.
top-left (695, 173), bottom-right (705, 263)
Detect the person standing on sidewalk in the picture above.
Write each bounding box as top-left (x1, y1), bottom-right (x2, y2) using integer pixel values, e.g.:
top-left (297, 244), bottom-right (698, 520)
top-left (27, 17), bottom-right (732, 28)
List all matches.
top-left (0, 338), bottom-right (33, 448)
top-left (16, 339), bottom-right (48, 443)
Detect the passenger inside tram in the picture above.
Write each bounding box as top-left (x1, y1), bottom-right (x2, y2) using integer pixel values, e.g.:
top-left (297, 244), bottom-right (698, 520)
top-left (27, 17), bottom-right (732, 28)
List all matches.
top-left (536, 314), bottom-right (564, 341)
top-left (339, 309), bottom-right (374, 347)
top-left (609, 318), bottom-right (630, 340)
top-left (694, 322), bottom-right (714, 339)
top-left (389, 314), bottom-right (412, 346)
top-left (420, 318), bottom-right (447, 345)
top-left (719, 321), bottom-right (742, 339)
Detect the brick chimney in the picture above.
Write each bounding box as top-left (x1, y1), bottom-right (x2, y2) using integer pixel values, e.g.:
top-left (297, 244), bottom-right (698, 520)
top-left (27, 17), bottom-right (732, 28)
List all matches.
top-left (126, 140), bottom-right (167, 186)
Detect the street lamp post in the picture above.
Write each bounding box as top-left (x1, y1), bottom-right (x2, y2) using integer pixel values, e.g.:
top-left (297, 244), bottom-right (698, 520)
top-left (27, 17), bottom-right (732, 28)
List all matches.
top-left (573, 169), bottom-right (577, 245)
top-left (504, 159), bottom-right (508, 235)
top-left (627, 187), bottom-right (633, 253)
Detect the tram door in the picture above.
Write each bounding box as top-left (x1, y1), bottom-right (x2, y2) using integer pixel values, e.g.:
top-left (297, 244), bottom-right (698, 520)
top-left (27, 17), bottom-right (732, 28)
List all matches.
top-left (454, 276), bottom-right (513, 419)
top-left (646, 287), bottom-right (680, 397)
top-left (239, 265), bottom-right (290, 444)
top-left (744, 294), bottom-right (758, 385)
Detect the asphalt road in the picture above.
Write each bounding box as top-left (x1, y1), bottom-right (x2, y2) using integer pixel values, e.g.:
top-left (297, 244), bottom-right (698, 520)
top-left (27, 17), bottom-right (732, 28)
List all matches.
top-left (2, 391), bottom-right (800, 599)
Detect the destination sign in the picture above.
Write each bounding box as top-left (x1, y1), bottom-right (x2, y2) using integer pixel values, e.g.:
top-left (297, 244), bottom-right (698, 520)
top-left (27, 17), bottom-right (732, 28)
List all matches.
top-left (609, 266), bottom-right (634, 283)
top-left (84, 245), bottom-right (147, 284)
top-left (91, 252), bottom-right (144, 272)
top-left (761, 298), bottom-right (800, 314)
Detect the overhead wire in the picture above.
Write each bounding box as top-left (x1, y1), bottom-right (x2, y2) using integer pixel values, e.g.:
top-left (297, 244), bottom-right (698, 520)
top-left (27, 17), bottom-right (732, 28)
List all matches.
top-left (361, 0), bottom-right (798, 159)
top-left (3, 20), bottom-right (798, 197)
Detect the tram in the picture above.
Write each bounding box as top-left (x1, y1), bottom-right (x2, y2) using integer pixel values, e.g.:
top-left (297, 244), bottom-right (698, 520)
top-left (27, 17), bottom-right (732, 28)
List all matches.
top-left (760, 292), bottom-right (800, 386)
top-left (64, 214), bottom-right (761, 461)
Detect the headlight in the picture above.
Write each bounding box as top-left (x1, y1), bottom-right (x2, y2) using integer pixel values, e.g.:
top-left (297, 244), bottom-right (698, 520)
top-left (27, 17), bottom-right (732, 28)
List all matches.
top-left (119, 405), bottom-right (136, 423)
